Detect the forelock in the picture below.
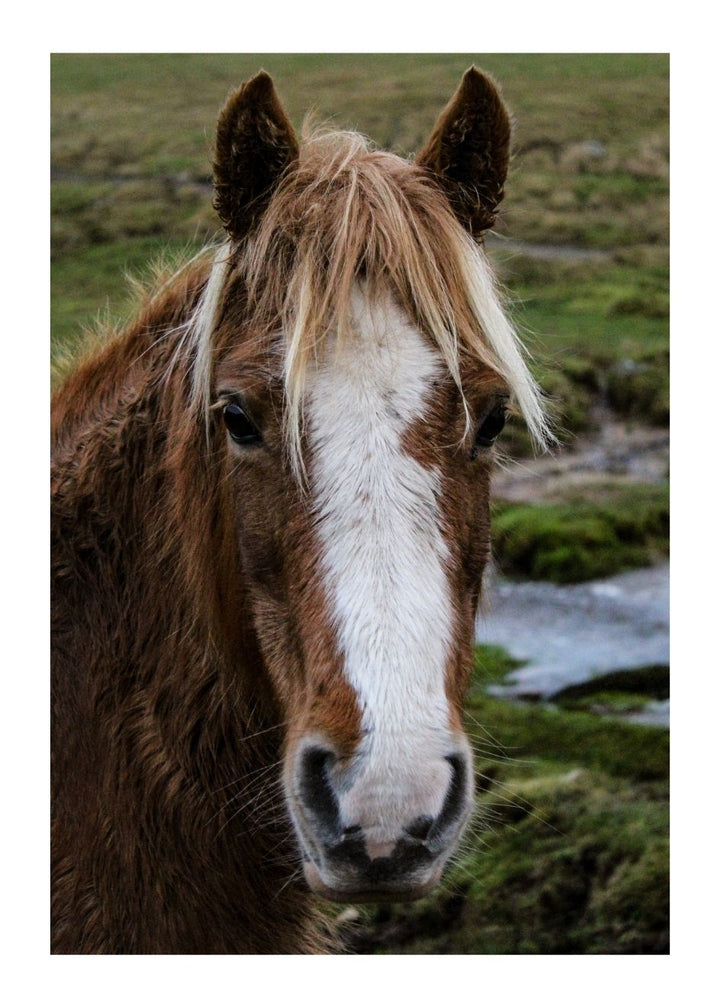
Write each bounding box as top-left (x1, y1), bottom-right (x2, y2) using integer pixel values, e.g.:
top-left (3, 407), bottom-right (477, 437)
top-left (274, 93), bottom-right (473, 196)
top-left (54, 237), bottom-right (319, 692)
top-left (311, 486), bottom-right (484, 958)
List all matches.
top-left (186, 128), bottom-right (551, 473)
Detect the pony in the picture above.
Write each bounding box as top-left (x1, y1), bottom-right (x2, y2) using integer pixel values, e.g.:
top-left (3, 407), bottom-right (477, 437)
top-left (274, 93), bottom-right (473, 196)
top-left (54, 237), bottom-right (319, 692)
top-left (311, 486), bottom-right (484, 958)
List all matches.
top-left (51, 67), bottom-right (548, 954)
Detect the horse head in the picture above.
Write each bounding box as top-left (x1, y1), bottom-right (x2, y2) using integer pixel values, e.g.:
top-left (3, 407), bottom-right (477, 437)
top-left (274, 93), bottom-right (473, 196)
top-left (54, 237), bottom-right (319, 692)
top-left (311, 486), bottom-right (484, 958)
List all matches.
top-left (199, 69), bottom-right (545, 902)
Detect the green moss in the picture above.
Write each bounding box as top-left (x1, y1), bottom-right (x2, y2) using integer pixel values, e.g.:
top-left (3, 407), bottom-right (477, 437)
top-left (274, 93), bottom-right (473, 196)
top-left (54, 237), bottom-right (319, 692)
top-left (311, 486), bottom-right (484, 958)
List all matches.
top-left (606, 354), bottom-right (670, 424)
top-left (581, 840), bottom-right (669, 952)
top-left (540, 368), bottom-right (598, 440)
top-left (551, 665), bottom-right (669, 705)
top-left (446, 779), bottom-right (669, 954)
top-left (556, 691), bottom-right (656, 715)
top-left (491, 485), bottom-right (669, 583)
top-left (465, 692), bottom-right (668, 783)
top-left (470, 644), bottom-right (525, 688)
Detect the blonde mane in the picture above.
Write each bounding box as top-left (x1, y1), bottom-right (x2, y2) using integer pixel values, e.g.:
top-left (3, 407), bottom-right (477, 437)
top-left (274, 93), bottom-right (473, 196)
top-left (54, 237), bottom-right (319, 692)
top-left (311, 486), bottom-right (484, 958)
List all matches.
top-left (188, 128), bottom-right (551, 470)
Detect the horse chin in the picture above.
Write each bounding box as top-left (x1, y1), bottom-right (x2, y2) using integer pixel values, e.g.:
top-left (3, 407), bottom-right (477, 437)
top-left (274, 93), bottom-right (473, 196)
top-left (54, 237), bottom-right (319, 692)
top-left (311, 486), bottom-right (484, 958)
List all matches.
top-left (301, 859), bottom-right (444, 904)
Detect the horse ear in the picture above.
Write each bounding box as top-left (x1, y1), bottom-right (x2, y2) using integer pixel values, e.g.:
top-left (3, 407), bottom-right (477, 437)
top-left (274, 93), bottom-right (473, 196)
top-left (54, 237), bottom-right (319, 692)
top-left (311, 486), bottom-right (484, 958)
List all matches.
top-left (416, 67), bottom-right (512, 238)
top-left (213, 71), bottom-right (299, 241)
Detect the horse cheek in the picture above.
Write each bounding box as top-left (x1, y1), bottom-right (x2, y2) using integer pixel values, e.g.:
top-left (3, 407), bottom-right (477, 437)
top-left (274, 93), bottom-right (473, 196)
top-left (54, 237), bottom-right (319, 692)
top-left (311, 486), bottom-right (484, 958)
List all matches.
top-left (228, 471), bottom-right (310, 711)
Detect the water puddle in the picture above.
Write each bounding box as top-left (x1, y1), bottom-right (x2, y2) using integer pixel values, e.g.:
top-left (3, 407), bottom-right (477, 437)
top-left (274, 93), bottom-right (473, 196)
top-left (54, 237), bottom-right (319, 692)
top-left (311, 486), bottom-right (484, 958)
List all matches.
top-left (476, 563), bottom-right (669, 727)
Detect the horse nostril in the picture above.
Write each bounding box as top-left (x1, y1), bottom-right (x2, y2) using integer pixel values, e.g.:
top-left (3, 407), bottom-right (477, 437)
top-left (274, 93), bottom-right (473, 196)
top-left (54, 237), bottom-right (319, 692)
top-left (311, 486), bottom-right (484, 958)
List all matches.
top-left (405, 815), bottom-right (434, 841)
top-left (297, 746), bottom-right (341, 841)
top-left (427, 752), bottom-right (471, 846)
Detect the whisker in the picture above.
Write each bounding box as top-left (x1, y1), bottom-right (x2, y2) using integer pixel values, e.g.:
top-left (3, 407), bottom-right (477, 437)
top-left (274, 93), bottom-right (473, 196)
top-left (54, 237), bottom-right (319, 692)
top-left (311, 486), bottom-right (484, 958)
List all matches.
top-left (273, 867), bottom-right (305, 901)
top-left (475, 774), bottom-right (567, 838)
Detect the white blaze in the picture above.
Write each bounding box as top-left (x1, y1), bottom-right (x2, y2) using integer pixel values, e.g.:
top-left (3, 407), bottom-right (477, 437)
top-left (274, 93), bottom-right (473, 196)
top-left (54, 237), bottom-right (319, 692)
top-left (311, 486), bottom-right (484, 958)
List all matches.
top-left (305, 287), bottom-right (456, 841)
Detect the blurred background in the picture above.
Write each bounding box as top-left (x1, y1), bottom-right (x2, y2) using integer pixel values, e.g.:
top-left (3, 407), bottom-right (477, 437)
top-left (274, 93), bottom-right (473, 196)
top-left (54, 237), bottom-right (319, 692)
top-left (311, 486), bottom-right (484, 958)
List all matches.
top-left (51, 53), bottom-right (669, 953)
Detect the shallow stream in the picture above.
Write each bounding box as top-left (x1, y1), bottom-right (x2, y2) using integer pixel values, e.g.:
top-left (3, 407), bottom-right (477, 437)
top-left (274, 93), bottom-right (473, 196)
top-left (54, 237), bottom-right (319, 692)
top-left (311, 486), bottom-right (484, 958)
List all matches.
top-left (476, 563), bottom-right (669, 726)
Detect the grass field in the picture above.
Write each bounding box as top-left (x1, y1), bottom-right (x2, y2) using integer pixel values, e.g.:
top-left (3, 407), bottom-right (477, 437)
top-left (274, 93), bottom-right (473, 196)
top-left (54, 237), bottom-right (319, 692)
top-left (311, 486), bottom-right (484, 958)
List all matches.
top-left (51, 54), bottom-right (670, 954)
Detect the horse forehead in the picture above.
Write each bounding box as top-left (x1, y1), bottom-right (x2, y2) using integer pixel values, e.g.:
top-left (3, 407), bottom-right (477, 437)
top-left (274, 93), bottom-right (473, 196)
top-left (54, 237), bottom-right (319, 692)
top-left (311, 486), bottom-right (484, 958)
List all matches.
top-left (306, 288), bottom-right (445, 426)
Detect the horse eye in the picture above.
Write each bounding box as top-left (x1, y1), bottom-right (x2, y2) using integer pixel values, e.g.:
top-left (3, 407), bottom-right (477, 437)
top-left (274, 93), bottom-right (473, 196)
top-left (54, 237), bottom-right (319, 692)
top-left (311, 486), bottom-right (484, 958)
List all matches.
top-left (222, 403), bottom-right (262, 446)
top-left (473, 403), bottom-right (507, 453)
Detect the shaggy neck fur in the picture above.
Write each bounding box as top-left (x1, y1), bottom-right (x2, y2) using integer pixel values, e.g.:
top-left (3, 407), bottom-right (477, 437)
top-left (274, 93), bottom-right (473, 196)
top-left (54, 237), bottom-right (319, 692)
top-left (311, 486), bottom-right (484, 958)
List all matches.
top-left (51, 265), bottom-right (328, 953)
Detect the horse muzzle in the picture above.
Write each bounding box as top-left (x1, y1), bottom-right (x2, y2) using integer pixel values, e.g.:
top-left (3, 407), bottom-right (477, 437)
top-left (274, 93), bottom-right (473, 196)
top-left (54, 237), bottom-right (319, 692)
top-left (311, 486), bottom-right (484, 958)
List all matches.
top-left (286, 741), bottom-right (473, 902)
